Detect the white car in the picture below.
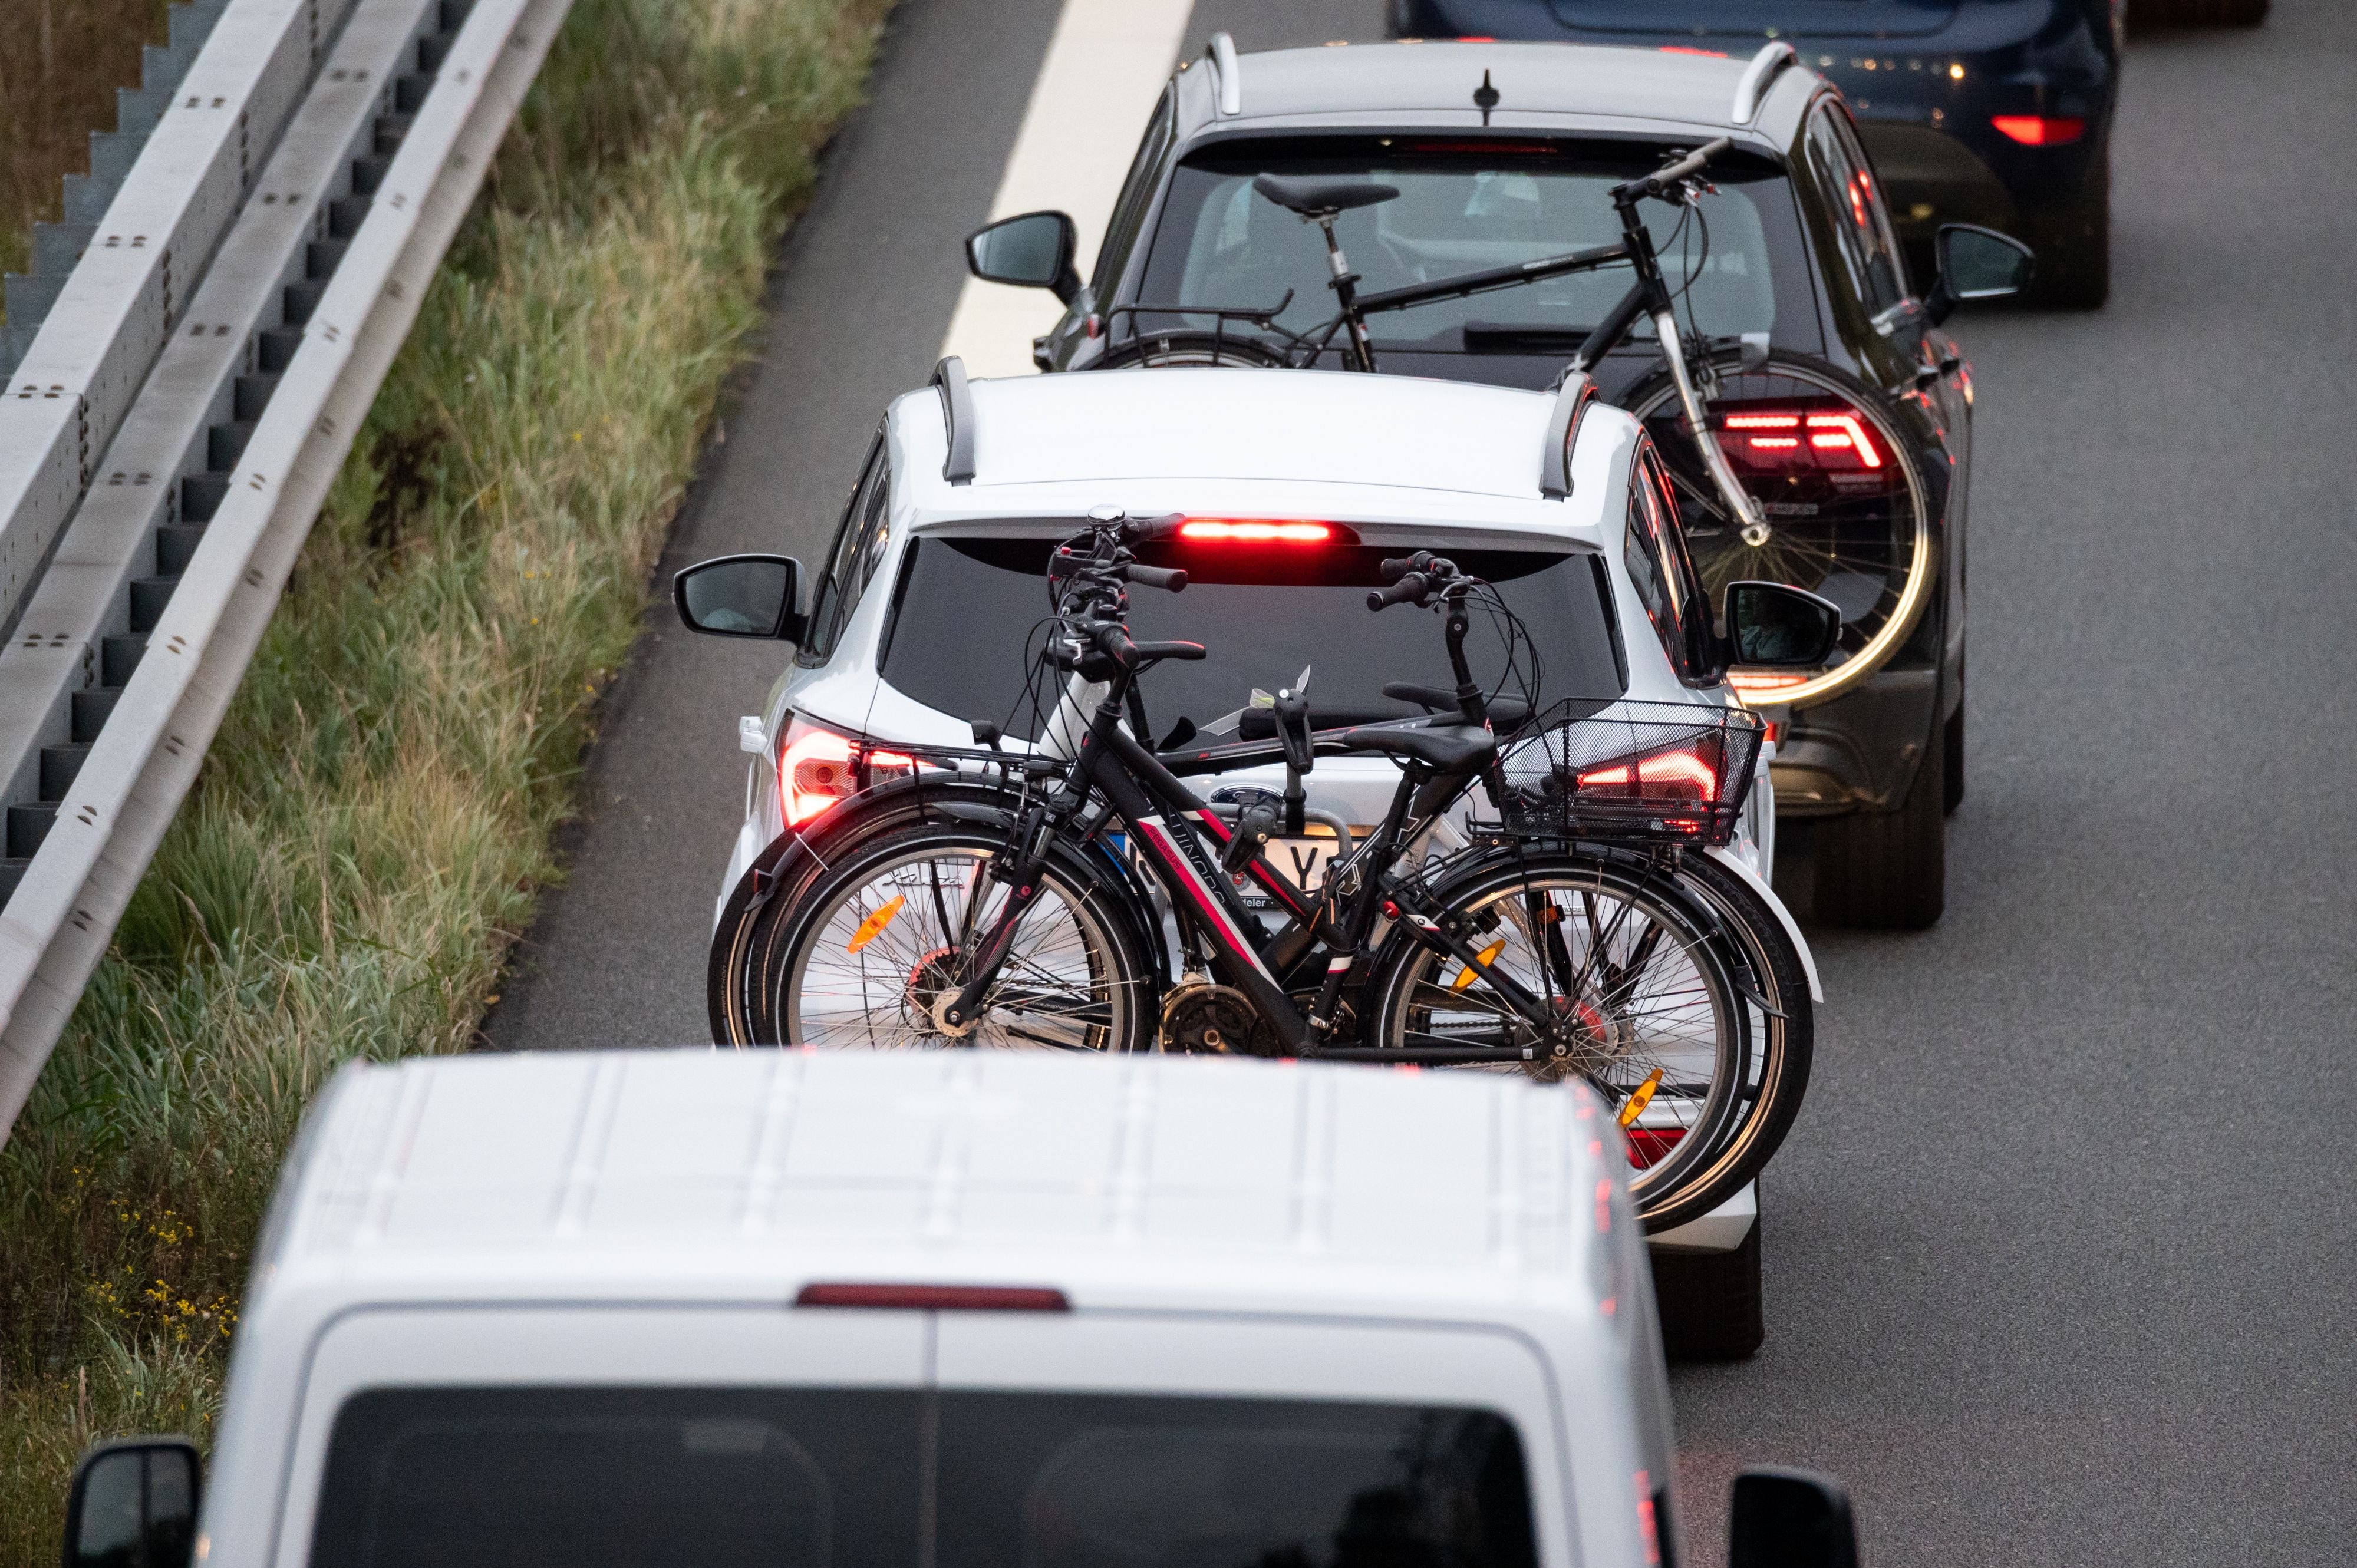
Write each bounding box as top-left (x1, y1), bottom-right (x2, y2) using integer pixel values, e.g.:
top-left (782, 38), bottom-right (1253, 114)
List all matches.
top-left (682, 364), bottom-right (1822, 1352)
top-left (55, 1050), bottom-right (1863, 1568)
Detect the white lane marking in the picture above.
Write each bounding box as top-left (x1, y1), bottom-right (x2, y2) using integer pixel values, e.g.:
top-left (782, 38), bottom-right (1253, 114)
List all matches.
top-left (937, 0), bottom-right (1192, 377)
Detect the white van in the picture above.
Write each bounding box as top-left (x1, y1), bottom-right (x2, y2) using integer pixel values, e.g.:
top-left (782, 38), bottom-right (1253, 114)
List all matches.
top-left (61, 1051), bottom-right (1858, 1568)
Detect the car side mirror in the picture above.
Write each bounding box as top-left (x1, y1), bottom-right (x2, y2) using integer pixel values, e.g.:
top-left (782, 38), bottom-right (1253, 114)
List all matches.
top-left (1924, 222), bottom-right (2035, 323)
top-left (966, 210), bottom-right (1081, 305)
top-left (1720, 579), bottom-right (1842, 671)
top-left (64, 1438), bottom-right (202, 1568)
top-left (674, 554), bottom-right (804, 642)
top-left (1728, 1468), bottom-right (1858, 1568)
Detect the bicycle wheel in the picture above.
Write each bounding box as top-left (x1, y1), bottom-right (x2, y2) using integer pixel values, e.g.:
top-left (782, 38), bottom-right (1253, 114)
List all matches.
top-left (1661, 853), bottom-right (1814, 1220)
top-left (1625, 349), bottom-right (1932, 708)
top-left (1366, 853), bottom-right (1755, 1232)
top-left (1097, 330), bottom-right (1290, 369)
top-left (757, 824), bottom-right (1152, 1051)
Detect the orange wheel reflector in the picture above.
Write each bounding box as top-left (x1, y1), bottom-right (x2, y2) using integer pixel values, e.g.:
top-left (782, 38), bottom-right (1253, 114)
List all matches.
top-left (846, 895), bottom-right (906, 955)
top-left (1450, 938), bottom-right (1508, 991)
top-left (1616, 1067), bottom-right (1666, 1129)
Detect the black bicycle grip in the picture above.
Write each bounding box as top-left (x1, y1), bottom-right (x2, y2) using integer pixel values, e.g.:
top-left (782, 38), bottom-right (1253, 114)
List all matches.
top-left (1092, 622), bottom-right (1139, 667)
top-left (1367, 574), bottom-right (1429, 610)
top-left (1126, 513), bottom-right (1186, 542)
top-left (1120, 562), bottom-right (1188, 593)
top-left (1379, 552), bottom-right (1432, 579)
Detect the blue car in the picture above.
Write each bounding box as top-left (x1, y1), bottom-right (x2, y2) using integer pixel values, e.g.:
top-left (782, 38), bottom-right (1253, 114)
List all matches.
top-left (1390, 0), bottom-right (2122, 306)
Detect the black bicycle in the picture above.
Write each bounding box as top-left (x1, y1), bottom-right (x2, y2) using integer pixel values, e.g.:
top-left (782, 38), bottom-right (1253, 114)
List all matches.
top-left (745, 511), bottom-right (1818, 1232)
top-left (1102, 138), bottom-right (1772, 545)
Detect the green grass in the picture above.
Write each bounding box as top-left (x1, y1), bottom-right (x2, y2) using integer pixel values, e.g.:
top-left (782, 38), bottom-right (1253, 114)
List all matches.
top-left (0, 0), bottom-right (889, 1555)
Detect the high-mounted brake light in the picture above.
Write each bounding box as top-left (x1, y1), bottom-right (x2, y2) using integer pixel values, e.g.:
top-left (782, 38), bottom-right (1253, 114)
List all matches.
top-left (1178, 519), bottom-right (1334, 543)
top-left (777, 718), bottom-right (912, 828)
top-left (795, 1283), bottom-right (1070, 1311)
top-left (1992, 114), bottom-right (2084, 146)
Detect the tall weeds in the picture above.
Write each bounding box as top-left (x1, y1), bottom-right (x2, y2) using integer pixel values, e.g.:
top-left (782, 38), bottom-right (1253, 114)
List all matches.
top-left (0, 0), bottom-right (889, 1555)
top-left (0, 0), bottom-right (173, 303)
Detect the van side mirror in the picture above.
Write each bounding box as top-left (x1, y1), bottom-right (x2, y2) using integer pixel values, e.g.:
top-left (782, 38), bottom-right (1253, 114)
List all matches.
top-left (1721, 580), bottom-right (1842, 670)
top-left (1728, 1467), bottom-right (1857, 1568)
top-left (966, 211), bottom-right (1082, 304)
top-left (674, 554), bottom-right (804, 642)
top-left (64, 1438), bottom-right (202, 1568)
top-left (1924, 222), bottom-right (2035, 323)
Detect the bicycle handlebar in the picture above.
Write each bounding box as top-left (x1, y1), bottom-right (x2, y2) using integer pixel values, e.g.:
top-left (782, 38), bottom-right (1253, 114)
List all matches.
top-left (1616, 136), bottom-right (1732, 202)
top-left (1119, 562), bottom-right (1187, 593)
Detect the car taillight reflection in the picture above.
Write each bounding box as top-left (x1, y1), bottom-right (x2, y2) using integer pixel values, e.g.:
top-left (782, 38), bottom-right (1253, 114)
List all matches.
top-left (778, 718), bottom-right (912, 828)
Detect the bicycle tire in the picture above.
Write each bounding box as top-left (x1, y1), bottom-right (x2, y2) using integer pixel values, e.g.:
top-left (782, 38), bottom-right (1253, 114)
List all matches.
top-left (1622, 349), bottom-right (1934, 709)
top-left (1364, 851), bottom-right (1765, 1232)
top-left (1667, 852), bottom-right (1815, 1214)
top-left (750, 822), bottom-right (1153, 1052)
top-left (1097, 330), bottom-right (1291, 370)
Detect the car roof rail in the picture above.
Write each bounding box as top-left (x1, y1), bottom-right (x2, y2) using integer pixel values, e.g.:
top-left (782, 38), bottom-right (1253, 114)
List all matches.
top-left (1206, 32), bottom-right (1241, 116)
top-left (1730, 41), bottom-right (1797, 126)
top-left (1539, 372), bottom-right (1595, 500)
top-left (932, 356), bottom-right (976, 484)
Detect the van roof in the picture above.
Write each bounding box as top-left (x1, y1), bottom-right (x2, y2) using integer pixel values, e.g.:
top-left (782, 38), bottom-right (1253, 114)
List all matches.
top-left (263, 1051), bottom-right (1634, 1323)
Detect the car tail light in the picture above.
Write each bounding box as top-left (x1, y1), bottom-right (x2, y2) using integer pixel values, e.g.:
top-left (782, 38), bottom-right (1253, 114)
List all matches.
top-left (795, 1283), bottom-right (1070, 1310)
top-left (1727, 671), bottom-right (1811, 696)
top-left (1721, 411), bottom-right (1881, 471)
top-left (777, 716), bottom-right (911, 828)
top-left (1177, 519), bottom-right (1334, 543)
top-left (1992, 114), bottom-right (2085, 146)
top-left (1578, 747), bottom-right (1717, 803)
top-left (1624, 1128), bottom-right (1685, 1170)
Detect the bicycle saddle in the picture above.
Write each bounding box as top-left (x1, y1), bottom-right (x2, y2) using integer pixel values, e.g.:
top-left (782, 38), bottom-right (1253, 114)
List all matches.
top-left (1382, 681), bottom-right (1533, 730)
top-left (1337, 723), bottom-right (1497, 772)
top-left (1252, 173), bottom-right (1400, 218)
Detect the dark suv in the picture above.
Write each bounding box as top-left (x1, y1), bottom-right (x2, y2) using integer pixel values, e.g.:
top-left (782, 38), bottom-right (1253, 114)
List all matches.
top-left (965, 40), bottom-right (2031, 927)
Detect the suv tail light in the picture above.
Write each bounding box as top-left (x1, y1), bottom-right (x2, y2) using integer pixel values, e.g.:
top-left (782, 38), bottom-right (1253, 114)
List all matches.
top-left (1577, 746), bottom-right (1718, 804)
top-left (777, 716), bottom-right (911, 828)
top-left (1992, 114), bottom-right (2085, 146)
top-left (1722, 411), bottom-right (1882, 473)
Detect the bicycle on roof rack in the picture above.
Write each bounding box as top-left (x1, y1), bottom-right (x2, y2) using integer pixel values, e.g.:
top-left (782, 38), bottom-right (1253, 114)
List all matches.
top-left (1102, 137), bottom-right (1776, 548)
top-left (740, 509), bottom-right (1837, 1233)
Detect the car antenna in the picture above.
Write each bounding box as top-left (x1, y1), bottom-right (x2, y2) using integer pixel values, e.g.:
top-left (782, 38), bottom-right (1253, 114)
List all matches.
top-left (1473, 69), bottom-right (1499, 126)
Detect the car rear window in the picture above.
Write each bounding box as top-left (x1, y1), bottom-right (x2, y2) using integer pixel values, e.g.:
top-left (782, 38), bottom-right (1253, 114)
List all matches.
top-left (309, 1387), bottom-right (1538, 1568)
top-left (1135, 136), bottom-right (1814, 357)
top-left (877, 534), bottom-right (1626, 740)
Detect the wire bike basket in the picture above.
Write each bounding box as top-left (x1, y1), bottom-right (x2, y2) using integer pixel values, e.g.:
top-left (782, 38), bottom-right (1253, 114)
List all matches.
top-left (1494, 699), bottom-right (1768, 847)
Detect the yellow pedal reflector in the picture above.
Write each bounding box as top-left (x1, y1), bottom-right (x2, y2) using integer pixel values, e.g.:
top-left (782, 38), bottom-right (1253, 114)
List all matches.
top-left (846, 895), bottom-right (906, 955)
top-left (1617, 1068), bottom-right (1665, 1128)
top-left (1450, 938), bottom-right (1508, 991)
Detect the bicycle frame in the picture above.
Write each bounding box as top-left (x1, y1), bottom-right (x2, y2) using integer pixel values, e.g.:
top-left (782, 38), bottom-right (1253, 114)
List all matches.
top-left (939, 670), bottom-right (1575, 1067)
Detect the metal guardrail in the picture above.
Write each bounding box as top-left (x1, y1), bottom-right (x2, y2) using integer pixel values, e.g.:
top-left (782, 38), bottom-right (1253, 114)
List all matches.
top-left (0, 0), bottom-right (575, 1141)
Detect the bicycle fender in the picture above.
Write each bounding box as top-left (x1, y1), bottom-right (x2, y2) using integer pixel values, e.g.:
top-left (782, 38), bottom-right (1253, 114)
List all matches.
top-left (1702, 844), bottom-right (1821, 1003)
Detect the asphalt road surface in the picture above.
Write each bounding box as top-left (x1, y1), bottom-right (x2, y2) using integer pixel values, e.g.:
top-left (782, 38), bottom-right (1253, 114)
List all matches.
top-left (486, 2), bottom-right (2357, 1562)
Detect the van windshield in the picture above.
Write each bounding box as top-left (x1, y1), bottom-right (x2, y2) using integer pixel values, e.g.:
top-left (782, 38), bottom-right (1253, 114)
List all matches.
top-left (1133, 136), bottom-right (1811, 357)
top-left (311, 1387), bottom-right (1541, 1568)
top-left (876, 534), bottom-right (1625, 740)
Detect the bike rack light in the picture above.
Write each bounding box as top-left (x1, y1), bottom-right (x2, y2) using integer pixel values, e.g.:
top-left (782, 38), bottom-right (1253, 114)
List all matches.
top-left (1206, 32), bottom-right (1241, 117)
top-left (932, 355), bottom-right (976, 484)
top-left (1540, 372), bottom-right (1595, 500)
top-left (1731, 42), bottom-right (1796, 126)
